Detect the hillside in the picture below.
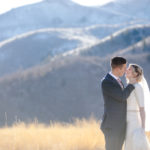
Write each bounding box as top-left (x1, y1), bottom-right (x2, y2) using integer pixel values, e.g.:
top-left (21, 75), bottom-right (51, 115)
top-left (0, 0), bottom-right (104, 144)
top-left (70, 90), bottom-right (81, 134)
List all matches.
top-left (0, 23), bottom-right (150, 125)
top-left (0, 28), bottom-right (99, 77)
top-left (0, 55), bottom-right (104, 126)
top-left (113, 36), bottom-right (150, 56)
top-left (77, 25), bottom-right (150, 57)
top-left (0, 0), bottom-right (147, 41)
top-left (103, 0), bottom-right (150, 19)
top-left (0, 51), bottom-right (150, 126)
top-left (0, 0), bottom-right (150, 126)
top-left (1, 25), bottom-right (150, 77)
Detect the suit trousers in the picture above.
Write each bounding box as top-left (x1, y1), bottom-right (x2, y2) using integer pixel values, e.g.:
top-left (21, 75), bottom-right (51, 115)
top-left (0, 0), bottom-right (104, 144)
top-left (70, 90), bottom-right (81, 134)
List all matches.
top-left (103, 125), bottom-right (126, 150)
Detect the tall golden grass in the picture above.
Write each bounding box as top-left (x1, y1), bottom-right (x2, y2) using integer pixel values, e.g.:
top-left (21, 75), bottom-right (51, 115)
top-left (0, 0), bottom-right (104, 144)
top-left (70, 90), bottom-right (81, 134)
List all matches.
top-left (0, 118), bottom-right (105, 150)
top-left (0, 118), bottom-right (150, 150)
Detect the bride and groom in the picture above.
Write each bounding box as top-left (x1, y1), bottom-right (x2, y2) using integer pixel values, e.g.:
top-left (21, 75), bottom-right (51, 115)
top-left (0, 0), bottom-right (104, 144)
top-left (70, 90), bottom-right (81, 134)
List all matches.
top-left (101, 56), bottom-right (150, 150)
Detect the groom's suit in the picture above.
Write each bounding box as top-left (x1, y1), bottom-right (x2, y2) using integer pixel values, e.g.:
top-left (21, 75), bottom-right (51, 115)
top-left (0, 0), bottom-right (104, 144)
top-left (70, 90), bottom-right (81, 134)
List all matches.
top-left (101, 73), bottom-right (134, 150)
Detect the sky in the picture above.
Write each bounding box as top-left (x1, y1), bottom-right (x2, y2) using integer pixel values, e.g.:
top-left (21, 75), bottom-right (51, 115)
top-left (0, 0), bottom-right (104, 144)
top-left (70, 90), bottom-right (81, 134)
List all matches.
top-left (0, 0), bottom-right (114, 14)
top-left (72, 0), bottom-right (114, 6)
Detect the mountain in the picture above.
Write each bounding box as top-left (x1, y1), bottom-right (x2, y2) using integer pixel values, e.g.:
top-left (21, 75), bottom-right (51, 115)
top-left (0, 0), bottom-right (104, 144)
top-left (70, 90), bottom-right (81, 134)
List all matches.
top-left (0, 55), bottom-right (104, 125)
top-left (0, 0), bottom-right (150, 126)
top-left (1, 24), bottom-right (150, 77)
top-left (76, 25), bottom-right (150, 57)
top-left (103, 0), bottom-right (150, 19)
top-left (0, 27), bottom-right (101, 77)
top-left (0, 51), bottom-right (150, 126)
top-left (0, 0), bottom-right (147, 41)
top-left (85, 24), bottom-right (128, 39)
top-left (0, 24), bottom-right (150, 77)
top-left (0, 26), bottom-right (150, 126)
top-left (113, 36), bottom-right (150, 56)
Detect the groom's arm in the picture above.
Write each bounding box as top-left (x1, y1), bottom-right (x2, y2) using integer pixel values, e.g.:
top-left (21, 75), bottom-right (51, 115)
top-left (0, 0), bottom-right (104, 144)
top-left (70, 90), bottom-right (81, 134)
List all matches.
top-left (102, 80), bottom-right (135, 102)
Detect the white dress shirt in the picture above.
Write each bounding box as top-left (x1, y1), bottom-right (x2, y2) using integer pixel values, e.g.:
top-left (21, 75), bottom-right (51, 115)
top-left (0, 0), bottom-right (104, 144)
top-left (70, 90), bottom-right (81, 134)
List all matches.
top-left (109, 72), bottom-right (119, 80)
top-left (109, 72), bottom-right (123, 89)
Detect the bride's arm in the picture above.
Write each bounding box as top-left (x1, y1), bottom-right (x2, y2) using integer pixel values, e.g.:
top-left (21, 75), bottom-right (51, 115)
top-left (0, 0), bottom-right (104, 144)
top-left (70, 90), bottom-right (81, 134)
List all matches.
top-left (140, 107), bottom-right (145, 129)
top-left (101, 80), bottom-right (134, 102)
top-left (134, 84), bottom-right (145, 130)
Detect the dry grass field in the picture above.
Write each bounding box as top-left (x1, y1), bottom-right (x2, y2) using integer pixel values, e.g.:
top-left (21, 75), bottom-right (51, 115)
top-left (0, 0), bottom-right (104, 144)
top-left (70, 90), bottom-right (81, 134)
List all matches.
top-left (0, 118), bottom-right (149, 150)
top-left (0, 118), bottom-right (105, 150)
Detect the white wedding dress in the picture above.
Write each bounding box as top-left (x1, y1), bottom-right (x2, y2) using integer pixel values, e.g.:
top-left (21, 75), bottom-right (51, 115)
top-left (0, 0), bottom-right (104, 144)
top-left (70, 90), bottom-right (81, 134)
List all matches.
top-left (124, 83), bottom-right (150, 150)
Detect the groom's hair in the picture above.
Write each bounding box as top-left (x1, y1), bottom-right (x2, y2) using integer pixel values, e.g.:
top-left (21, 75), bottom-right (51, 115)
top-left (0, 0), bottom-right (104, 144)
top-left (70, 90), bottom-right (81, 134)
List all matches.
top-left (111, 57), bottom-right (126, 69)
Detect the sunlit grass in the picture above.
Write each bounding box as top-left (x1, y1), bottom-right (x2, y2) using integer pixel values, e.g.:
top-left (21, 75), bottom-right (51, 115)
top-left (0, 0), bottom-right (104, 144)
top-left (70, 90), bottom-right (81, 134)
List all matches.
top-left (146, 132), bottom-right (150, 140)
top-left (0, 118), bottom-right (150, 150)
top-left (0, 118), bottom-right (105, 150)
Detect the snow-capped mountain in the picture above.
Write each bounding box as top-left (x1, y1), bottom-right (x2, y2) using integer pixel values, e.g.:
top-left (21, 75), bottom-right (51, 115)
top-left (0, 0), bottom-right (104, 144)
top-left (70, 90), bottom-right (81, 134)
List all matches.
top-left (116, 0), bottom-right (149, 4)
top-left (0, 0), bottom-right (150, 125)
top-left (103, 0), bottom-right (150, 19)
top-left (0, 28), bottom-right (95, 76)
top-left (0, 0), bottom-right (146, 41)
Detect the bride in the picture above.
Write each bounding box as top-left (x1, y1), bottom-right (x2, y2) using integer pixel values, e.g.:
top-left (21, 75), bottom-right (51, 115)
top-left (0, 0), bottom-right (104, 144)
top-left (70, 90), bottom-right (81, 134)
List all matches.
top-left (124, 64), bottom-right (150, 150)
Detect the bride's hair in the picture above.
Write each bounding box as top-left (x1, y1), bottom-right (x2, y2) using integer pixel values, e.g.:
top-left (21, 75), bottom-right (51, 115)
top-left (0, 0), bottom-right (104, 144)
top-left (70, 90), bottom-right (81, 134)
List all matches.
top-left (130, 64), bottom-right (143, 82)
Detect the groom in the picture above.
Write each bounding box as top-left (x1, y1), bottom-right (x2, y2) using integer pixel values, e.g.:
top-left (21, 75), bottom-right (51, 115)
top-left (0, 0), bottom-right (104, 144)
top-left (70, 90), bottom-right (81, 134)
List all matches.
top-left (101, 57), bottom-right (135, 150)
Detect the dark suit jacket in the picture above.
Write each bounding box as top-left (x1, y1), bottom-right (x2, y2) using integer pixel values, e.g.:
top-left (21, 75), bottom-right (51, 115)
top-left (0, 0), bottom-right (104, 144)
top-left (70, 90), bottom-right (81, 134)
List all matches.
top-left (101, 73), bottom-right (135, 132)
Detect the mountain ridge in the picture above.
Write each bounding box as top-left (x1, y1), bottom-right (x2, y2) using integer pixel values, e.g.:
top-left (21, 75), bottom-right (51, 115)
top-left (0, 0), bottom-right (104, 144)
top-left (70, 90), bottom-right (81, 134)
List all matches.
top-left (0, 0), bottom-right (147, 41)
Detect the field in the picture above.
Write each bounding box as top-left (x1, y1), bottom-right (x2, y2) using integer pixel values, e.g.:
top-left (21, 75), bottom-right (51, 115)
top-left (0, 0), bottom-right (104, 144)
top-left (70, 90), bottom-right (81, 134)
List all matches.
top-left (0, 118), bottom-right (149, 150)
top-left (0, 118), bottom-right (104, 150)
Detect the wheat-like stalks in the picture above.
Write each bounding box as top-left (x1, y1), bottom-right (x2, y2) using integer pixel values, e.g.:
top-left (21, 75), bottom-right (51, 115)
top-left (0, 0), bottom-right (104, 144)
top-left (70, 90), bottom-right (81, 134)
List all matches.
top-left (0, 118), bottom-right (149, 150)
top-left (0, 118), bottom-right (105, 150)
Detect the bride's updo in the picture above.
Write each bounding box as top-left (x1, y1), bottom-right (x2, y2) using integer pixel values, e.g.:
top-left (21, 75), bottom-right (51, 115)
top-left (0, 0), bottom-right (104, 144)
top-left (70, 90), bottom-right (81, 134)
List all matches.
top-left (130, 64), bottom-right (143, 82)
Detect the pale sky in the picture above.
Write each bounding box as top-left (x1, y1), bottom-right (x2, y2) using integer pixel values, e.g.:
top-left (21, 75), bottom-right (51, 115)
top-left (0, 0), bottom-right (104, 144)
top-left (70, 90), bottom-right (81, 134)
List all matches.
top-left (0, 0), bottom-right (114, 14)
top-left (72, 0), bottom-right (114, 6)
